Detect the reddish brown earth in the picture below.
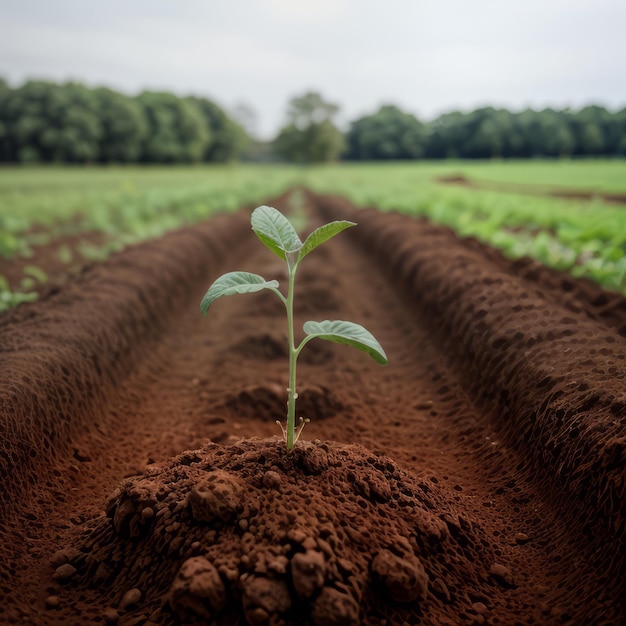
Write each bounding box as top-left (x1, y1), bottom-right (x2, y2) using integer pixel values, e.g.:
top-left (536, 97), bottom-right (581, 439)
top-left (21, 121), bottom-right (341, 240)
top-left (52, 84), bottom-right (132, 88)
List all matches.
top-left (1, 190), bottom-right (626, 625)
top-left (436, 174), bottom-right (626, 205)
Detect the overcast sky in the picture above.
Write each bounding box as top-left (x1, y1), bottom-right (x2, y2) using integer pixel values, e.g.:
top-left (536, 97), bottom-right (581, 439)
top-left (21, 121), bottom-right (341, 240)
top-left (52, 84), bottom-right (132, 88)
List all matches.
top-left (1, 0), bottom-right (624, 138)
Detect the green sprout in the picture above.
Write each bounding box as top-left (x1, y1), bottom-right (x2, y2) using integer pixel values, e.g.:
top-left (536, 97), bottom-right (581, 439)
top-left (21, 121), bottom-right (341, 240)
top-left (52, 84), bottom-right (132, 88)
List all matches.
top-left (201, 205), bottom-right (388, 450)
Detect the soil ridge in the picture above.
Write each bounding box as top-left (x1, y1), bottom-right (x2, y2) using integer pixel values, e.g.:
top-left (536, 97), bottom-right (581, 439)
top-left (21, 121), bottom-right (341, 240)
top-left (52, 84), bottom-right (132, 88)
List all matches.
top-left (319, 195), bottom-right (626, 573)
top-left (0, 211), bottom-right (249, 524)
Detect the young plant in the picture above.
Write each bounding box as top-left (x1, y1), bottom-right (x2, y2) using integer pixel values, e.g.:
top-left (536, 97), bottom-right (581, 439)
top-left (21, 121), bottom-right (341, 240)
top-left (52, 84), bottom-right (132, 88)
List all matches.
top-left (201, 205), bottom-right (387, 450)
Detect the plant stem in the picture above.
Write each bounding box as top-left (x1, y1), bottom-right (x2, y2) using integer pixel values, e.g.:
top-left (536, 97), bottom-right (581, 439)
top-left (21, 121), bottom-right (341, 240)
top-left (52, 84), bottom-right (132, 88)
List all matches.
top-left (285, 255), bottom-right (298, 450)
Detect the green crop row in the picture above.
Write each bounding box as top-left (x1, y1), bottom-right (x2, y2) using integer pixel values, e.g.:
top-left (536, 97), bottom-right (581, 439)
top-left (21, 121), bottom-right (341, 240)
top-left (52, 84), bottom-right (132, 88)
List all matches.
top-left (0, 166), bottom-right (299, 254)
top-left (0, 165), bottom-right (300, 310)
top-left (303, 163), bottom-right (626, 293)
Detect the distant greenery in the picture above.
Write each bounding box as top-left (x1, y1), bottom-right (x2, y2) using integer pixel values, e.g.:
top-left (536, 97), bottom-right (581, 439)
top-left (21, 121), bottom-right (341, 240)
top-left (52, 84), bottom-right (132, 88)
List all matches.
top-left (0, 79), bottom-right (248, 164)
top-left (345, 105), bottom-right (427, 160)
top-left (273, 92), bottom-right (345, 164)
top-left (346, 105), bottom-right (626, 160)
top-left (4, 78), bottom-right (623, 165)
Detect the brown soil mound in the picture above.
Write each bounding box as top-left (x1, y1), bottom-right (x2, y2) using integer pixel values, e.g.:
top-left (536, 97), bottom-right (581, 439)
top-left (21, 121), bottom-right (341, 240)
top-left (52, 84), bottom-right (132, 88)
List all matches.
top-left (51, 438), bottom-right (496, 625)
top-left (1, 189), bottom-right (625, 625)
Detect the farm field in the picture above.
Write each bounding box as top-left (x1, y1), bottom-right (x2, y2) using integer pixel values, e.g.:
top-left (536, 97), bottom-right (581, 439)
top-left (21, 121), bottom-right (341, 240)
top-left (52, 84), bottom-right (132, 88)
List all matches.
top-left (0, 165), bottom-right (300, 309)
top-left (1, 163), bottom-right (626, 624)
top-left (1, 160), bottom-right (625, 311)
top-left (304, 161), bottom-right (626, 293)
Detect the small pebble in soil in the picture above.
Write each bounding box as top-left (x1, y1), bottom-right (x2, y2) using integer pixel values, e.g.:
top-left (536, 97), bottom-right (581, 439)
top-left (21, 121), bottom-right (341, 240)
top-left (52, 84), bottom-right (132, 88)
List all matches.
top-left (103, 607), bottom-right (119, 624)
top-left (291, 550), bottom-right (326, 598)
top-left (472, 601), bottom-right (489, 615)
top-left (169, 556), bottom-right (226, 622)
top-left (141, 507), bottom-right (154, 522)
top-left (50, 547), bottom-right (81, 568)
top-left (188, 470), bottom-right (243, 522)
top-left (119, 588), bottom-right (142, 610)
top-left (262, 470), bottom-right (282, 488)
top-left (241, 575), bottom-right (291, 623)
top-left (45, 596), bottom-right (60, 609)
top-left (489, 563), bottom-right (516, 588)
top-left (371, 549), bottom-right (429, 602)
top-left (310, 586), bottom-right (360, 626)
top-left (53, 563), bottom-right (76, 582)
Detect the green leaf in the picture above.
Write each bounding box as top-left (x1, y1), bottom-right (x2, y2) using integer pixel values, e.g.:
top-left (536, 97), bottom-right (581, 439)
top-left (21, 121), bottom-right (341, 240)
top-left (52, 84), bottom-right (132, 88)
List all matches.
top-left (298, 220), bottom-right (356, 262)
top-left (251, 205), bottom-right (302, 260)
top-left (201, 271), bottom-right (279, 315)
top-left (23, 265), bottom-right (48, 283)
top-left (303, 320), bottom-right (388, 365)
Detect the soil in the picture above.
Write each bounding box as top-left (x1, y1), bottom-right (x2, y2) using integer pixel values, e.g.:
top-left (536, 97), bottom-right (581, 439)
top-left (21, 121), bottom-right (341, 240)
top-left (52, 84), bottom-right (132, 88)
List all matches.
top-left (436, 174), bottom-right (626, 205)
top-left (1, 189), bottom-right (625, 625)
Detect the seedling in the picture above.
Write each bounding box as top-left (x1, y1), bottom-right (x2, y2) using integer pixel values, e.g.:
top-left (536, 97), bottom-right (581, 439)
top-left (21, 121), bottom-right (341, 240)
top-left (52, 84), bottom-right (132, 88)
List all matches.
top-left (201, 205), bottom-right (388, 450)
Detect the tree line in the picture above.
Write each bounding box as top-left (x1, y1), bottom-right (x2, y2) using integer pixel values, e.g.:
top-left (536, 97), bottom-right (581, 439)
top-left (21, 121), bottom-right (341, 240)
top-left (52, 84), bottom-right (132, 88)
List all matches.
top-left (0, 79), bottom-right (248, 163)
top-left (345, 103), bottom-right (626, 161)
top-left (274, 93), bottom-right (626, 162)
top-left (1, 80), bottom-right (624, 164)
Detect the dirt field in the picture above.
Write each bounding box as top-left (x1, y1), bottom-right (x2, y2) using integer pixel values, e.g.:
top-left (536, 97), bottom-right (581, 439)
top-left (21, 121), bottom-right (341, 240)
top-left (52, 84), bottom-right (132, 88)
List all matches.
top-left (1, 191), bottom-right (625, 625)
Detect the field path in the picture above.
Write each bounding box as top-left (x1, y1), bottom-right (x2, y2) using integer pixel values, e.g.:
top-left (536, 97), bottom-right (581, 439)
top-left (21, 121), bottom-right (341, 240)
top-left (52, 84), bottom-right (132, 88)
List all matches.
top-left (1, 191), bottom-right (625, 625)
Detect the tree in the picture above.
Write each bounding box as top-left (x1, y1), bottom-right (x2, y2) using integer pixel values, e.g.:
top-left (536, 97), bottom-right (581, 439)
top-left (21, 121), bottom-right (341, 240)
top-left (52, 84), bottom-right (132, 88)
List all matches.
top-left (287, 92), bottom-right (339, 129)
top-left (2, 81), bottom-right (102, 163)
top-left (189, 97), bottom-right (248, 162)
top-left (138, 91), bottom-right (210, 163)
top-left (274, 91), bottom-right (345, 163)
top-left (426, 107), bottom-right (576, 159)
top-left (463, 115), bottom-right (503, 159)
top-left (274, 123), bottom-right (307, 163)
top-left (94, 87), bottom-right (148, 163)
top-left (428, 110), bottom-right (473, 158)
top-left (616, 108), bottom-right (626, 156)
top-left (0, 79), bottom-right (10, 161)
top-left (346, 105), bottom-right (427, 160)
top-left (306, 119), bottom-right (346, 162)
top-left (570, 105), bottom-right (616, 155)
